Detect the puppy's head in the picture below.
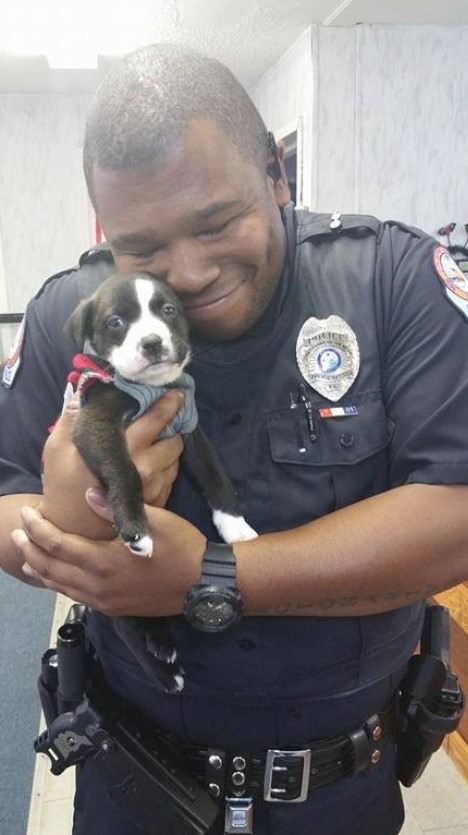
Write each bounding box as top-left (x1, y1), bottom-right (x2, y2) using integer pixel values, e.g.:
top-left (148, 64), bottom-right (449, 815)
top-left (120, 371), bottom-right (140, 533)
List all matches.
top-left (65, 272), bottom-right (190, 385)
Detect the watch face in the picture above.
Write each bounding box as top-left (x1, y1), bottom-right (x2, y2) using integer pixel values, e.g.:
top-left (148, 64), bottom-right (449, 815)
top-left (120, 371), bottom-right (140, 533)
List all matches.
top-left (193, 594), bottom-right (235, 628)
top-left (186, 586), bottom-right (242, 632)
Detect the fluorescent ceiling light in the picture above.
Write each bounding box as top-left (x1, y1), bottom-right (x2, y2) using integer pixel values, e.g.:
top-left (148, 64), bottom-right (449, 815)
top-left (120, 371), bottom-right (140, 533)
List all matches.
top-left (0, 0), bottom-right (159, 69)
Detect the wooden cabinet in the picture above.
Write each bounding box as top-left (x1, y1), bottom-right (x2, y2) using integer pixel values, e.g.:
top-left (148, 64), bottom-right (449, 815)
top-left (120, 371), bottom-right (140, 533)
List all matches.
top-left (433, 584), bottom-right (468, 780)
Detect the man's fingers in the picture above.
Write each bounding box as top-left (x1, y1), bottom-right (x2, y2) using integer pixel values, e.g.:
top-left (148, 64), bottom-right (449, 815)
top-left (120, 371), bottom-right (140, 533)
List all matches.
top-left (126, 390), bottom-right (184, 450)
top-left (17, 506), bottom-right (94, 566)
top-left (139, 461), bottom-right (178, 506)
top-left (23, 508), bottom-right (65, 557)
top-left (52, 389), bottom-right (184, 451)
top-left (11, 526), bottom-right (83, 588)
top-left (86, 487), bottom-right (114, 521)
top-left (43, 392), bottom-right (98, 487)
top-left (48, 391), bottom-right (81, 443)
top-left (11, 508), bottom-right (116, 603)
top-left (10, 530), bottom-right (44, 586)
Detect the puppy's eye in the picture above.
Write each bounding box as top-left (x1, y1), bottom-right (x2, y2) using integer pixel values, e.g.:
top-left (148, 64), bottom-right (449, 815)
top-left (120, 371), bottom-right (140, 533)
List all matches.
top-left (162, 304), bottom-right (176, 317)
top-left (107, 315), bottom-right (126, 330)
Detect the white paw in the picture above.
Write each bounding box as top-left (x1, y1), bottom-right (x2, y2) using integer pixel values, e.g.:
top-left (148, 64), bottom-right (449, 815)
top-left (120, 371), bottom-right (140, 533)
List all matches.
top-left (212, 511), bottom-right (258, 544)
top-left (61, 381), bottom-right (75, 413)
top-left (173, 675), bottom-right (185, 693)
top-left (125, 534), bottom-right (153, 558)
top-left (151, 645), bottom-right (177, 664)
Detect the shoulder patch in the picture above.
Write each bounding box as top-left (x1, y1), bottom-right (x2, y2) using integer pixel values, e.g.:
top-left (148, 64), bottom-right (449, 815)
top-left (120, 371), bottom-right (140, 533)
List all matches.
top-left (433, 246), bottom-right (468, 320)
top-left (2, 316), bottom-right (25, 388)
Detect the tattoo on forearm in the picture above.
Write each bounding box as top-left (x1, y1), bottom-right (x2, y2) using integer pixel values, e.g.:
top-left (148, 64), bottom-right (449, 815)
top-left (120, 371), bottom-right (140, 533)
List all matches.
top-left (250, 581), bottom-right (442, 616)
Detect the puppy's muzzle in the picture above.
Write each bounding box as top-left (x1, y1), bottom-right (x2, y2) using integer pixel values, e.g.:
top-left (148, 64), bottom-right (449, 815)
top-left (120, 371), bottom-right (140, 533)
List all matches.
top-left (140, 335), bottom-right (164, 362)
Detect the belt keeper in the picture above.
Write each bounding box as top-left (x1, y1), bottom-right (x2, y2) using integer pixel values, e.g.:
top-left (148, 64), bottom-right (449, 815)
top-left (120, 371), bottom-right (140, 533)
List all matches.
top-left (206, 748), bottom-right (226, 800)
top-left (349, 713), bottom-right (382, 773)
top-left (227, 753), bottom-right (250, 797)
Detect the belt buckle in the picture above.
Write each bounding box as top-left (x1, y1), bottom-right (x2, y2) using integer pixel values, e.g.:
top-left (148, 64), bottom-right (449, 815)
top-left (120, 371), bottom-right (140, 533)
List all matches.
top-left (263, 749), bottom-right (311, 803)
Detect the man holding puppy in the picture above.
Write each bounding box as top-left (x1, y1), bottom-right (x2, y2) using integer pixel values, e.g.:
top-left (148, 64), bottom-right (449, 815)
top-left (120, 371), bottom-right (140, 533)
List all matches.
top-left (1, 44), bottom-right (468, 835)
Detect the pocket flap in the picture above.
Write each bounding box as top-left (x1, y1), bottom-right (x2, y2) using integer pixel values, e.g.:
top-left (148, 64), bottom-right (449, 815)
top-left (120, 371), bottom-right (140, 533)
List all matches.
top-left (268, 398), bottom-right (393, 466)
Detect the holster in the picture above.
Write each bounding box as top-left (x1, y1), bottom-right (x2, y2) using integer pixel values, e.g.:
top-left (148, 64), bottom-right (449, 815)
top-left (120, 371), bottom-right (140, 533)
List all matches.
top-left (396, 603), bottom-right (464, 787)
top-left (34, 606), bottom-right (219, 835)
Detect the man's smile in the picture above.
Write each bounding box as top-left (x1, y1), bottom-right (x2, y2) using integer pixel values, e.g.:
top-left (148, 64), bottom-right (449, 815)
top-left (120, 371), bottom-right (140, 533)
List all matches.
top-left (93, 117), bottom-right (288, 340)
top-left (183, 280), bottom-right (246, 321)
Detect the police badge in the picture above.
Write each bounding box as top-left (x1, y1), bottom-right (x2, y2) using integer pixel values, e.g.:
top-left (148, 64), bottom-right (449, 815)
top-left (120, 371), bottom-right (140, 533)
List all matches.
top-left (296, 315), bottom-right (360, 402)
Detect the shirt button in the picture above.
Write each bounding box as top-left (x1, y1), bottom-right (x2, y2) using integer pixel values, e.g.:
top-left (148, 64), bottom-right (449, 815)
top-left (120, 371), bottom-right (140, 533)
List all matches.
top-left (238, 638), bottom-right (256, 652)
top-left (340, 433), bottom-right (354, 448)
top-left (287, 706), bottom-right (301, 719)
top-left (229, 413), bottom-right (243, 425)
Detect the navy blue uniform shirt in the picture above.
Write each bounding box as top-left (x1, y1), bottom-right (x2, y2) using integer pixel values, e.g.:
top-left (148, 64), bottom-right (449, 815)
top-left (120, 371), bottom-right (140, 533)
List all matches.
top-left (2, 207), bottom-right (468, 835)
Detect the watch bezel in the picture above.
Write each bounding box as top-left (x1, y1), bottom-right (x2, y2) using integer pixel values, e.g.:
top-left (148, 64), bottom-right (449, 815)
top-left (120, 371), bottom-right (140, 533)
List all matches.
top-left (184, 583), bottom-right (243, 633)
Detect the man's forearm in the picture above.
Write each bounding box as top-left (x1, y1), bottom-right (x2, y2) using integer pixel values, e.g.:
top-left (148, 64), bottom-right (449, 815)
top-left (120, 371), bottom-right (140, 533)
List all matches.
top-left (8, 482), bottom-right (468, 621)
top-left (0, 494), bottom-right (43, 582)
top-left (235, 483), bottom-right (468, 617)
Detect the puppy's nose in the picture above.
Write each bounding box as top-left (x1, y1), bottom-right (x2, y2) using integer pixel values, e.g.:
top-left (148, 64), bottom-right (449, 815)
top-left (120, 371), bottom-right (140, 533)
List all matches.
top-left (140, 334), bottom-right (163, 356)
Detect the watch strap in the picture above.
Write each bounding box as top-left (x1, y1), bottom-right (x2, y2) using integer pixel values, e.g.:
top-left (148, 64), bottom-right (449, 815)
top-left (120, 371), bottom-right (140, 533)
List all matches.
top-left (199, 542), bottom-right (237, 587)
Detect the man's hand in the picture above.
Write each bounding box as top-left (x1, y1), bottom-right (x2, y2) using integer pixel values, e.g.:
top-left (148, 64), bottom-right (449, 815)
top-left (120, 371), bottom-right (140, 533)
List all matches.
top-left (12, 504), bottom-right (206, 617)
top-left (11, 387), bottom-right (199, 613)
top-left (40, 389), bottom-right (184, 539)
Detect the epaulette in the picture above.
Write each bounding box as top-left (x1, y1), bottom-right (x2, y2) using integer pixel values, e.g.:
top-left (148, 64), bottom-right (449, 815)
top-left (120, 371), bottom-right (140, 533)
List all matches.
top-left (385, 218), bottom-right (435, 243)
top-left (78, 243), bottom-right (114, 267)
top-left (296, 210), bottom-right (382, 244)
top-left (33, 265), bottom-right (78, 301)
top-left (33, 245), bottom-right (114, 301)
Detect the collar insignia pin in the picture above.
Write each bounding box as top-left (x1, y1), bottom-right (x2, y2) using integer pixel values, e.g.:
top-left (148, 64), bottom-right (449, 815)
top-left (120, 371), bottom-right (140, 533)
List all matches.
top-left (330, 211), bottom-right (342, 231)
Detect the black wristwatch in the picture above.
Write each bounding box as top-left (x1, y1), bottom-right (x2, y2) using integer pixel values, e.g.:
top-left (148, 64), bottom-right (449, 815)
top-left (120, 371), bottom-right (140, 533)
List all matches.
top-left (183, 542), bottom-right (243, 632)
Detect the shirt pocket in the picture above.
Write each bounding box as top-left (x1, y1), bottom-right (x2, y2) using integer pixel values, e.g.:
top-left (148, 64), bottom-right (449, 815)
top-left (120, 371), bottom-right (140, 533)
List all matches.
top-left (267, 395), bottom-right (394, 526)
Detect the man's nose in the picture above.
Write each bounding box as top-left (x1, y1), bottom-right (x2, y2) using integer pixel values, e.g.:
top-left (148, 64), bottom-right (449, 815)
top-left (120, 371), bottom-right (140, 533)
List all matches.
top-left (167, 239), bottom-right (220, 295)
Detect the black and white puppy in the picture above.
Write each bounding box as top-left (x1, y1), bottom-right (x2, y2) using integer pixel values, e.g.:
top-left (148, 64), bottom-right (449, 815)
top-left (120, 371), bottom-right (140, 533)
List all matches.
top-left (65, 271), bottom-right (256, 692)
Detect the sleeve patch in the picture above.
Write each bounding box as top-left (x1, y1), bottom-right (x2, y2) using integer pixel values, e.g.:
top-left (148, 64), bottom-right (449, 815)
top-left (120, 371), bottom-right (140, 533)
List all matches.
top-left (433, 246), bottom-right (468, 320)
top-left (1, 317), bottom-right (25, 388)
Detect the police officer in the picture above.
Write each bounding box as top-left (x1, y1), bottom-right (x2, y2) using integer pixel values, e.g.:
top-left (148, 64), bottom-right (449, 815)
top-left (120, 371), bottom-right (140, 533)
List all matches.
top-left (1, 44), bottom-right (468, 835)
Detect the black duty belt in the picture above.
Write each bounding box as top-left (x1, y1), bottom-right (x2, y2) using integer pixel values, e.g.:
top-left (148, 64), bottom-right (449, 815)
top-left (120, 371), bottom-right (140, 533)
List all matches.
top-left (181, 706), bottom-right (395, 805)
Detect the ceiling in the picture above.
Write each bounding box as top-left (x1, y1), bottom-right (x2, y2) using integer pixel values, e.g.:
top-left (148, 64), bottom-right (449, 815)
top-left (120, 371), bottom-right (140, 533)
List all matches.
top-left (1, 0), bottom-right (468, 93)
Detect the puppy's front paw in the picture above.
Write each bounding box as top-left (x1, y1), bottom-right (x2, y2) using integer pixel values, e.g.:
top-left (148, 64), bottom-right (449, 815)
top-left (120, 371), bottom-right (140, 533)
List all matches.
top-left (123, 533), bottom-right (154, 558)
top-left (146, 633), bottom-right (177, 664)
top-left (170, 674), bottom-right (185, 694)
top-left (212, 511), bottom-right (258, 544)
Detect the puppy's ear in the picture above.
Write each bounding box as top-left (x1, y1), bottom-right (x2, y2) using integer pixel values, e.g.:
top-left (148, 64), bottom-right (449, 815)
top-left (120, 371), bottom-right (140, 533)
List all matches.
top-left (64, 298), bottom-right (95, 348)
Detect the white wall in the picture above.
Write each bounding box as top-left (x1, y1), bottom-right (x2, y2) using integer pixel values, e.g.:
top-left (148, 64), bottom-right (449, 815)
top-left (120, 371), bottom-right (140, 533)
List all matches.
top-left (316, 24), bottom-right (468, 242)
top-left (1, 24), bottom-right (467, 320)
top-left (0, 93), bottom-right (94, 314)
top-left (249, 27), bottom-right (314, 211)
top-left (251, 24), bottom-right (468, 245)
top-left (0, 229), bottom-right (7, 312)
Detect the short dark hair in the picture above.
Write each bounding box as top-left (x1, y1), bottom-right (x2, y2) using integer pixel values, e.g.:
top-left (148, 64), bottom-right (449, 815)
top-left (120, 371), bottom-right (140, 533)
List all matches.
top-left (83, 43), bottom-right (269, 206)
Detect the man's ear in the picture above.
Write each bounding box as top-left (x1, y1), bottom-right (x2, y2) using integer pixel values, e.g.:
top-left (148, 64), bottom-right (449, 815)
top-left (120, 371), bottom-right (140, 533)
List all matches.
top-left (64, 298), bottom-right (95, 347)
top-left (267, 136), bottom-right (291, 208)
